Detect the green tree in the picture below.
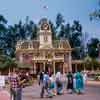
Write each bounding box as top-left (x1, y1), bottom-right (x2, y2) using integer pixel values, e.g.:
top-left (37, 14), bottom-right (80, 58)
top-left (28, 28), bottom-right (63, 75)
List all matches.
top-left (5, 25), bottom-right (16, 57)
top-left (0, 15), bottom-right (8, 55)
top-left (0, 49), bottom-right (17, 69)
top-left (64, 23), bottom-right (71, 40)
top-left (31, 23), bottom-right (37, 39)
top-left (18, 20), bottom-right (26, 40)
top-left (56, 13), bottom-right (65, 29)
top-left (58, 24), bottom-right (65, 38)
top-left (90, 0), bottom-right (100, 20)
top-left (0, 14), bottom-right (7, 42)
top-left (70, 20), bottom-right (83, 59)
top-left (57, 23), bottom-right (72, 40)
top-left (23, 17), bottom-right (37, 40)
top-left (5, 17), bottom-right (37, 57)
top-left (49, 20), bottom-right (57, 40)
top-left (87, 38), bottom-right (99, 58)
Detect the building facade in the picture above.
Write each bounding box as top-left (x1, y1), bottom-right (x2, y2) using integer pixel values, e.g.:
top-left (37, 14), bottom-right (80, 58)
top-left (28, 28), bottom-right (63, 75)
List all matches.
top-left (16, 19), bottom-right (72, 74)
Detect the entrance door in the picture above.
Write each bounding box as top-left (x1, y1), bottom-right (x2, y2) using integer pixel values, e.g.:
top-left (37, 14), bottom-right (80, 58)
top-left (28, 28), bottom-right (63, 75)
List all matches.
top-left (55, 62), bottom-right (63, 74)
top-left (36, 63), bottom-right (43, 74)
top-left (45, 62), bottom-right (53, 75)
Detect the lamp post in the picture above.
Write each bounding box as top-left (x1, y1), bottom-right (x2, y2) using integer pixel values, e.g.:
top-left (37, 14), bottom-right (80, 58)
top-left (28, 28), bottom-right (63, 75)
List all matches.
top-left (97, 43), bottom-right (100, 60)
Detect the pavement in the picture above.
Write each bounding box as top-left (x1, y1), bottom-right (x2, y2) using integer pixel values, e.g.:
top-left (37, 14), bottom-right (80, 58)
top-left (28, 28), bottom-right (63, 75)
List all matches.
top-left (0, 81), bottom-right (100, 100)
top-left (22, 81), bottom-right (100, 100)
top-left (0, 89), bottom-right (10, 100)
top-left (86, 80), bottom-right (100, 85)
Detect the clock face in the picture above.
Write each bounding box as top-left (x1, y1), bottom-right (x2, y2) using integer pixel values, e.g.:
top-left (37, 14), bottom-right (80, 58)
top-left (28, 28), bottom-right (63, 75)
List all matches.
top-left (41, 23), bottom-right (49, 30)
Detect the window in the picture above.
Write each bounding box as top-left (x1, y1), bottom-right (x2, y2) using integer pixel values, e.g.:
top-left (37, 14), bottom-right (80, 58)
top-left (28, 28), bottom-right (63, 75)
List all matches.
top-left (44, 35), bottom-right (48, 42)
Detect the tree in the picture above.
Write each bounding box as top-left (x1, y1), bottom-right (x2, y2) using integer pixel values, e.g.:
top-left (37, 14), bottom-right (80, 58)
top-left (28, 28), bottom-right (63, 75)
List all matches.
top-left (4, 17), bottom-right (38, 57)
top-left (58, 24), bottom-right (65, 38)
top-left (56, 13), bottom-right (65, 29)
top-left (90, 0), bottom-right (100, 21)
top-left (5, 25), bottom-right (17, 57)
top-left (87, 38), bottom-right (99, 58)
top-left (0, 15), bottom-right (8, 55)
top-left (64, 23), bottom-right (71, 40)
top-left (0, 14), bottom-right (7, 41)
top-left (18, 20), bottom-right (26, 40)
top-left (70, 20), bottom-right (83, 59)
top-left (49, 20), bottom-right (57, 40)
top-left (23, 17), bottom-right (37, 40)
top-left (0, 49), bottom-right (17, 69)
top-left (31, 23), bottom-right (37, 39)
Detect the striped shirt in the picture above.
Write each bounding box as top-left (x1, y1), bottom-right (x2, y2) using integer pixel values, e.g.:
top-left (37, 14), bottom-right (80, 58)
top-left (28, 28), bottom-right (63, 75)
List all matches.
top-left (9, 74), bottom-right (19, 89)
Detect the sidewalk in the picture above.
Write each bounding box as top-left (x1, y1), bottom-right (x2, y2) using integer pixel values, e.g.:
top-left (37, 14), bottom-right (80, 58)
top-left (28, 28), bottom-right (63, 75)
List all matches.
top-left (0, 89), bottom-right (10, 100)
top-left (86, 80), bottom-right (100, 85)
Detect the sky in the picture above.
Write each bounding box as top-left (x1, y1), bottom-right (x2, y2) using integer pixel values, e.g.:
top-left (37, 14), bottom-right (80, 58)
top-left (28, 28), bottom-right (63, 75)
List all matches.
top-left (0, 0), bottom-right (100, 39)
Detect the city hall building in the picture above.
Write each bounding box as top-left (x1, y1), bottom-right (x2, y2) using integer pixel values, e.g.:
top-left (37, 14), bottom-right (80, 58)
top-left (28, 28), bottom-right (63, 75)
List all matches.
top-left (16, 19), bottom-right (72, 74)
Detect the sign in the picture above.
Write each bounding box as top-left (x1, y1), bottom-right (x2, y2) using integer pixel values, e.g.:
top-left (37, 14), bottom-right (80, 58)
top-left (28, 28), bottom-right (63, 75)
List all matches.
top-left (0, 76), bottom-right (5, 87)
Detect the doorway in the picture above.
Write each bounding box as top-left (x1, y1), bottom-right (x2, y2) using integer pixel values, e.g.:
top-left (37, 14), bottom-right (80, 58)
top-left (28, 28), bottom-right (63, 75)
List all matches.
top-left (36, 63), bottom-right (43, 74)
top-left (55, 62), bottom-right (63, 74)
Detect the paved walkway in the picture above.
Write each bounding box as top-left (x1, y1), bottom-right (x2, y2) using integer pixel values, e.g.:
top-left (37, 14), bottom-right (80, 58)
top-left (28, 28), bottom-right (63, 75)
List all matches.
top-left (22, 82), bottom-right (100, 100)
top-left (0, 89), bottom-right (10, 100)
top-left (87, 80), bottom-right (100, 85)
top-left (1, 81), bottom-right (100, 100)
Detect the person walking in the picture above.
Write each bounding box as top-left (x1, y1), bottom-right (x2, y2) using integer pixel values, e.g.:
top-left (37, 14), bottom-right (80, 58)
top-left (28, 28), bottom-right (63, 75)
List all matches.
top-left (9, 69), bottom-right (25, 100)
top-left (18, 71), bottom-right (26, 100)
top-left (55, 71), bottom-right (63, 95)
top-left (75, 71), bottom-right (84, 94)
top-left (47, 77), bottom-right (55, 98)
top-left (66, 72), bottom-right (73, 94)
top-left (39, 71), bottom-right (44, 85)
top-left (40, 71), bottom-right (49, 98)
top-left (73, 72), bottom-right (76, 92)
top-left (48, 73), bottom-right (56, 96)
top-left (9, 69), bottom-right (19, 100)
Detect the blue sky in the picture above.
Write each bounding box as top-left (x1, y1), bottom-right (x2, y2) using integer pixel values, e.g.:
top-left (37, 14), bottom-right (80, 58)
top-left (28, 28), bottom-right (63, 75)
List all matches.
top-left (0, 0), bottom-right (100, 39)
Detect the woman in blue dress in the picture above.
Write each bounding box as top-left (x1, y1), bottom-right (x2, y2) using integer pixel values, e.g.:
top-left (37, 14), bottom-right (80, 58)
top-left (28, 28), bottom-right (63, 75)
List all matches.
top-left (48, 77), bottom-right (56, 97)
top-left (75, 71), bottom-right (84, 94)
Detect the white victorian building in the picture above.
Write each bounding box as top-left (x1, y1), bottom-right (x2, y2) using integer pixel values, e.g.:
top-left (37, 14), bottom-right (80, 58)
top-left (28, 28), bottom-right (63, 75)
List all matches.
top-left (16, 18), bottom-right (72, 74)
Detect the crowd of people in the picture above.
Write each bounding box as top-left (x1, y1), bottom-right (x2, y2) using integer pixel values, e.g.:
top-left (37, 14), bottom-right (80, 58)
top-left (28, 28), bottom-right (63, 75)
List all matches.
top-left (0, 68), bottom-right (86, 100)
top-left (38, 70), bottom-right (86, 98)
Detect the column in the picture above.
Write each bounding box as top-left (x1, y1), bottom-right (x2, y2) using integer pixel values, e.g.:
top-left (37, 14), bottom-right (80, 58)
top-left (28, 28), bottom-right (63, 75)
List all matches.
top-left (63, 63), bottom-right (67, 73)
top-left (33, 62), bottom-right (36, 74)
top-left (63, 63), bottom-right (65, 74)
top-left (43, 62), bottom-right (45, 72)
top-left (19, 53), bottom-right (23, 63)
top-left (75, 64), bottom-right (77, 72)
top-left (68, 52), bottom-right (72, 71)
top-left (53, 61), bottom-right (55, 75)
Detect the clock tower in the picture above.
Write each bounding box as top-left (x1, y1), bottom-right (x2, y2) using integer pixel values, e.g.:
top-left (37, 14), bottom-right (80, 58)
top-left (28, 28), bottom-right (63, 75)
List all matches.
top-left (38, 18), bottom-right (52, 48)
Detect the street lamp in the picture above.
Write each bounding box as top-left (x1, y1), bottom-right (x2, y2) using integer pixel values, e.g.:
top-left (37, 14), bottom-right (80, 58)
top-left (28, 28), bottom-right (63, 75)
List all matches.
top-left (97, 43), bottom-right (100, 59)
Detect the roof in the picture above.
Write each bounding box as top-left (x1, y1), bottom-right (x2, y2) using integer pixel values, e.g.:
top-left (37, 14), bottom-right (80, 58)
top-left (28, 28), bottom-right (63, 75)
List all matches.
top-left (53, 39), bottom-right (71, 49)
top-left (16, 39), bottom-right (71, 51)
